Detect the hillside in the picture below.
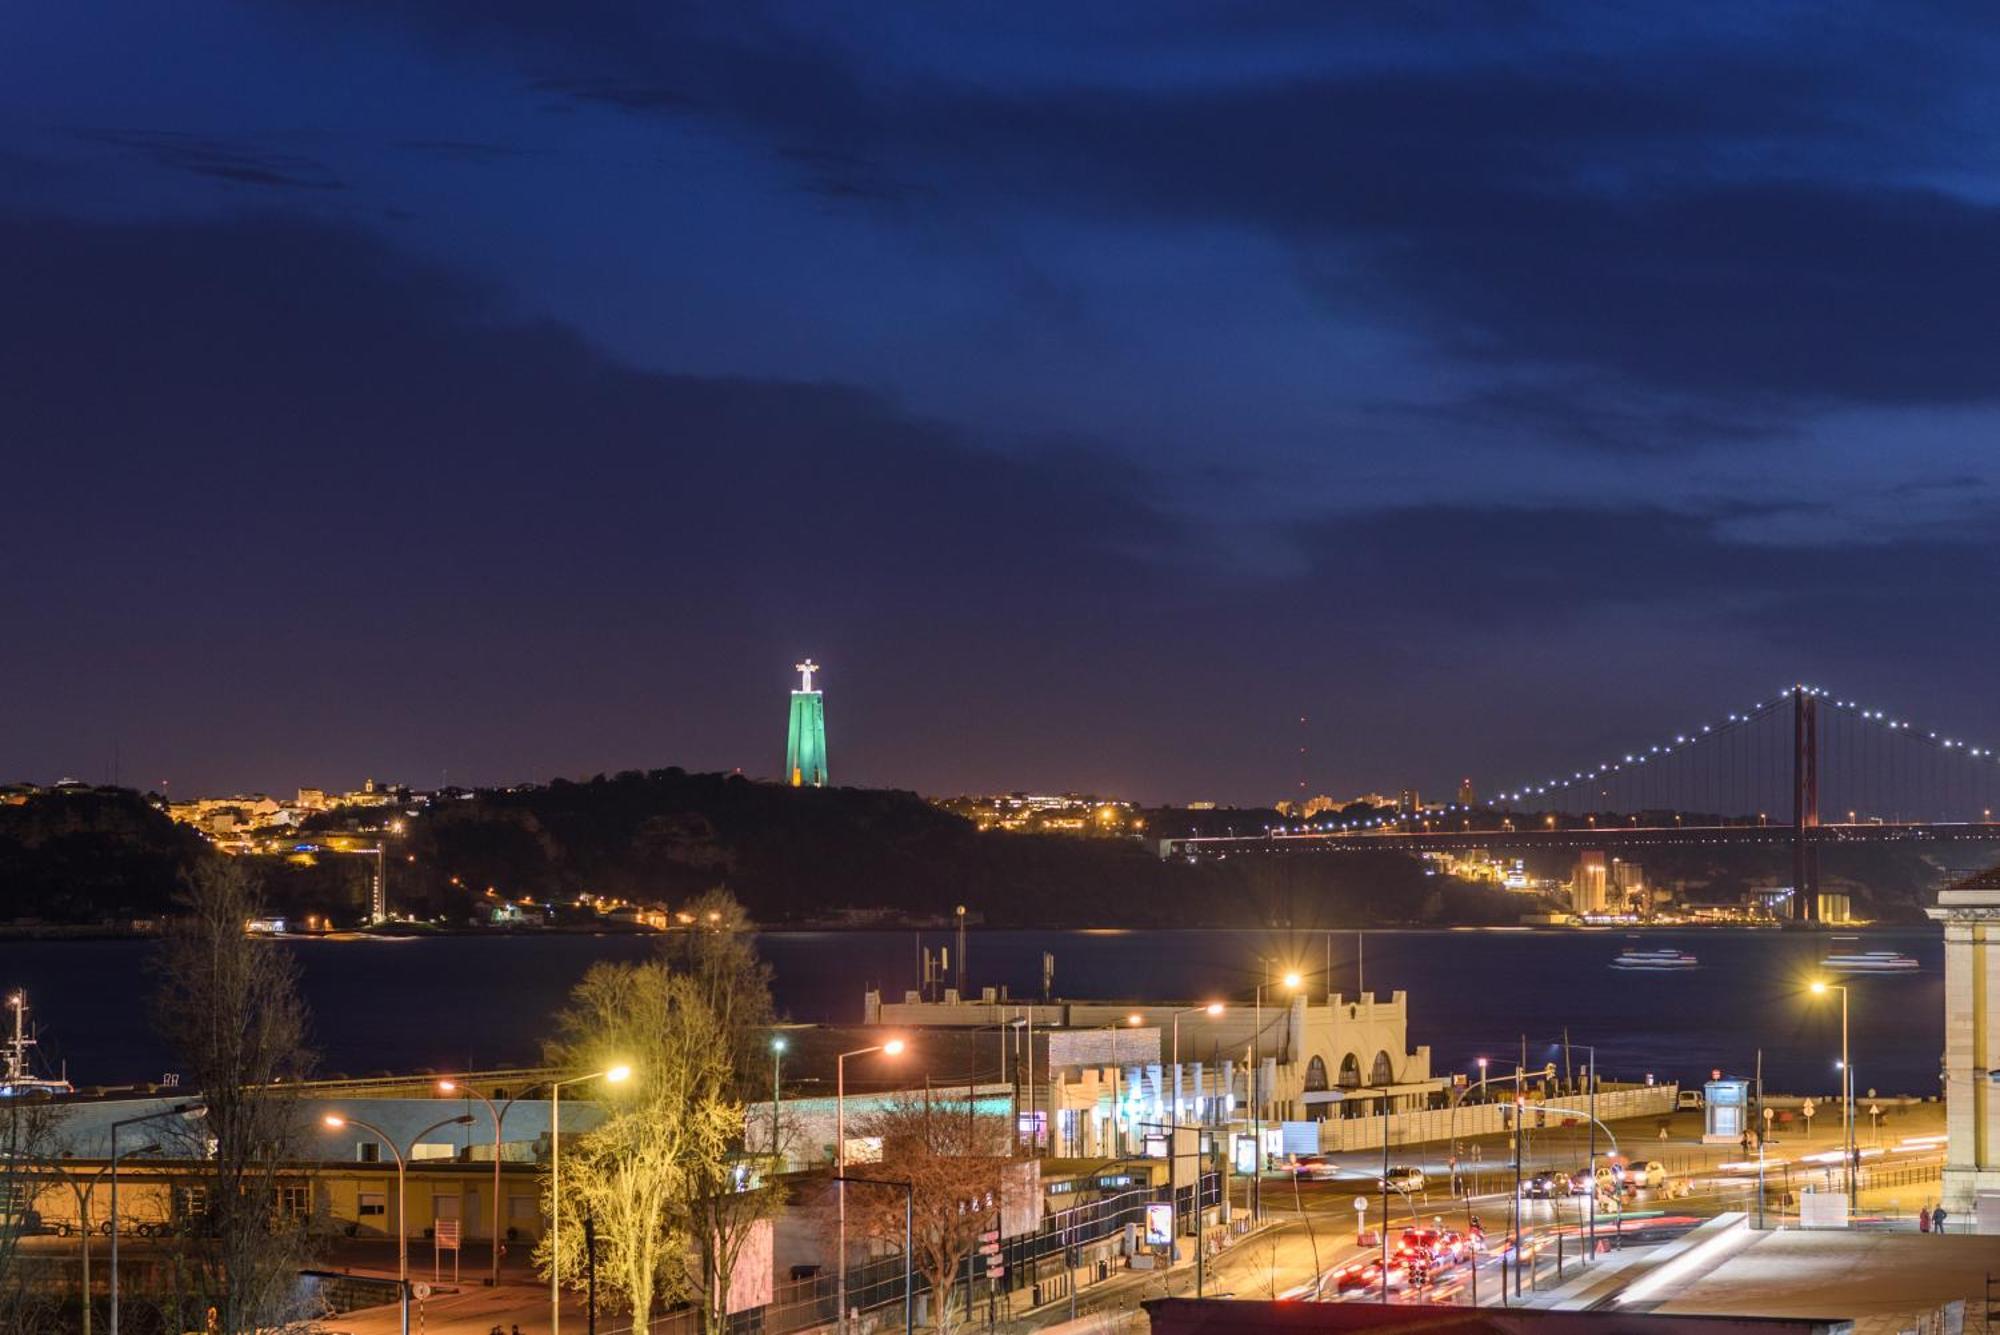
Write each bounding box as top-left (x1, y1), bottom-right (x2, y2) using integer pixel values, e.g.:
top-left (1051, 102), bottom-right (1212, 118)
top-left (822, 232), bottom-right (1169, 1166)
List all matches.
top-left (0, 786), bottom-right (211, 922)
top-left (398, 769), bottom-right (1522, 928)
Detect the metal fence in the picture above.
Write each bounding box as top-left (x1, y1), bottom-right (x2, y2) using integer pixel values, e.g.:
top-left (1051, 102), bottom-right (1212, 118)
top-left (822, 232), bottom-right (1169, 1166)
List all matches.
top-left (596, 1173), bottom-right (1223, 1335)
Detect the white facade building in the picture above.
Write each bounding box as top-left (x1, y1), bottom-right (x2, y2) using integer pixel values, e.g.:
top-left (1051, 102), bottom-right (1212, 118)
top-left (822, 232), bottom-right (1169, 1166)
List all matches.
top-left (863, 987), bottom-right (1441, 1157)
top-left (1929, 866), bottom-right (2000, 1226)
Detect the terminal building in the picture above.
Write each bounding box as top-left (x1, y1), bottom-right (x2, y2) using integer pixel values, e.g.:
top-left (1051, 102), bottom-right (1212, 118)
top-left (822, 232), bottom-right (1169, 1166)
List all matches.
top-left (862, 986), bottom-right (1444, 1157)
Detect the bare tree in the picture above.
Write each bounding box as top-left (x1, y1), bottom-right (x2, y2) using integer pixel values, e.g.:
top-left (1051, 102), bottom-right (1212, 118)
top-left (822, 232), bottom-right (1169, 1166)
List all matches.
top-left (150, 860), bottom-right (319, 1335)
top-left (845, 1095), bottom-right (1014, 1335)
top-left (0, 1098), bottom-right (61, 1334)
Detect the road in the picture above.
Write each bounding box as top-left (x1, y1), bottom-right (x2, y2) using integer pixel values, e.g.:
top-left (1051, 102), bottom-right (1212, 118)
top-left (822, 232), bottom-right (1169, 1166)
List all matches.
top-left (132, 1105), bottom-right (1945, 1334)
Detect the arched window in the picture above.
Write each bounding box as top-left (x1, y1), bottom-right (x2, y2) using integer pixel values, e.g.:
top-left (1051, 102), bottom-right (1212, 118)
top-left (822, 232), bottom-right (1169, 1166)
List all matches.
top-left (1370, 1050), bottom-right (1395, 1086)
top-left (1303, 1055), bottom-right (1329, 1092)
top-left (1338, 1053), bottom-right (1362, 1087)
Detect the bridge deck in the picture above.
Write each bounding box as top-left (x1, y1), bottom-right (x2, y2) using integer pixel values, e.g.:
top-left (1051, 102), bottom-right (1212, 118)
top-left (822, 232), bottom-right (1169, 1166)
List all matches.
top-left (1165, 821), bottom-right (2000, 856)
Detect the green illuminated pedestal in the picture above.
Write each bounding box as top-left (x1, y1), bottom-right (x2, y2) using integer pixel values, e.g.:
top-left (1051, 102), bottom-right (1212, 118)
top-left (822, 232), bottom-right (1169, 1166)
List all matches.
top-left (786, 689), bottom-right (827, 787)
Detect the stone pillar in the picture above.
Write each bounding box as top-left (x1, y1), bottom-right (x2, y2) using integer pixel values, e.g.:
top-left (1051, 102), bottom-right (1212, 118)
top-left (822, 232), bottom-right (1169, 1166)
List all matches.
top-left (1929, 880), bottom-right (2000, 1220)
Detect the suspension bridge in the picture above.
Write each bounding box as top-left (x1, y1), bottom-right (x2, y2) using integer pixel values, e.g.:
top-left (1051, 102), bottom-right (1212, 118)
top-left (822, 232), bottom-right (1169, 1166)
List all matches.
top-left (1166, 684), bottom-right (2000, 920)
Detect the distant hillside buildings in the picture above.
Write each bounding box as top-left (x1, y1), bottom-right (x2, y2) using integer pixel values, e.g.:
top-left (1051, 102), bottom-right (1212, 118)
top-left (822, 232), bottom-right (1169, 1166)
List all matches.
top-left (167, 778), bottom-right (418, 851)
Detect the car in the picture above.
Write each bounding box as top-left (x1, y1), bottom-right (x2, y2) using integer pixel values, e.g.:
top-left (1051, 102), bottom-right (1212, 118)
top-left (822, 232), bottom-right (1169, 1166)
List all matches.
top-left (1381, 1165), bottom-right (1425, 1192)
top-left (1519, 1172), bottom-right (1562, 1199)
top-left (1677, 1090), bottom-right (1704, 1110)
top-left (1332, 1260), bottom-right (1402, 1293)
top-left (1290, 1154), bottom-right (1333, 1180)
top-left (1412, 1227), bottom-right (1471, 1264)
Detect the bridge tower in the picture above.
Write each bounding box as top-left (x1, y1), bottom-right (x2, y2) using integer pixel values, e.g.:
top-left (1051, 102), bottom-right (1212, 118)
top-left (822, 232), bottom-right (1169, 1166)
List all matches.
top-left (1792, 686), bottom-right (1820, 921)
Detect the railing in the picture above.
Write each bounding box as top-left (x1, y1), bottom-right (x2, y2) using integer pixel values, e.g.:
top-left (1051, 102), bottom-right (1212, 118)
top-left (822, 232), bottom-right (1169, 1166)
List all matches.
top-left (1317, 1083), bottom-right (1680, 1152)
top-left (595, 1171), bottom-right (1229, 1335)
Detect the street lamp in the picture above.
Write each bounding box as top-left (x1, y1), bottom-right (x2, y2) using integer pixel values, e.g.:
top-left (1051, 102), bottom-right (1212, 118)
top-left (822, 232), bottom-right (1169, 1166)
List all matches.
top-left (546, 1065), bottom-right (632, 1335)
top-left (66, 1140), bottom-right (158, 1335)
top-left (323, 1111), bottom-right (474, 1335)
top-left (837, 1040), bottom-right (906, 1334)
top-left (1250, 971), bottom-right (1301, 1222)
top-left (770, 1037), bottom-right (789, 1171)
top-left (835, 1174), bottom-right (914, 1335)
top-left (1809, 981), bottom-right (1856, 1210)
top-left (1168, 1002), bottom-right (1223, 1283)
top-left (110, 1101), bottom-right (201, 1335)
top-left (437, 1078), bottom-right (510, 1288)
top-left (1104, 1013), bottom-right (1143, 1157)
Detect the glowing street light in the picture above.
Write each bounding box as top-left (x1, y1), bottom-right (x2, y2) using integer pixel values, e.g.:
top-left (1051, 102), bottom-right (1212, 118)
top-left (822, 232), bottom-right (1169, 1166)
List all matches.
top-left (837, 1040), bottom-right (906, 1333)
top-left (436, 1078), bottom-right (510, 1288)
top-left (1250, 968), bottom-right (1303, 1222)
top-left (324, 1110), bottom-right (473, 1335)
top-left (1808, 980), bottom-right (1855, 1211)
top-left (549, 1066), bottom-right (632, 1335)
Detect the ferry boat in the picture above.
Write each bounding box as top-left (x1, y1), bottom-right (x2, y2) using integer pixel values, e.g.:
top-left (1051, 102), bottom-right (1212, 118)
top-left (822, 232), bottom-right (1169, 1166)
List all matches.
top-left (1820, 948), bottom-right (1920, 973)
top-left (1610, 946), bottom-right (1700, 971)
top-left (0, 991), bottom-right (74, 1097)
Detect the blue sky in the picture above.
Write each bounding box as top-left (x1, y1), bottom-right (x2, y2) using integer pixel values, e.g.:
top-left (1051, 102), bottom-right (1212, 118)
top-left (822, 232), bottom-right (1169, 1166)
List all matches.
top-left (5, 2), bottom-right (2000, 802)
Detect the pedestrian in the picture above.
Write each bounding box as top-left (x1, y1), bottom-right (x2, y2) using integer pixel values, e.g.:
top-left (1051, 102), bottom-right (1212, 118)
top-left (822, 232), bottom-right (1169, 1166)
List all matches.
top-left (1933, 1204), bottom-right (1949, 1235)
top-left (1918, 1204), bottom-right (1931, 1233)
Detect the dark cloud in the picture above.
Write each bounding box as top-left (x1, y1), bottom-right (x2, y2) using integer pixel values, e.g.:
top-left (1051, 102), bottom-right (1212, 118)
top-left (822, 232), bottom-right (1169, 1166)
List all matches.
top-left (1365, 381), bottom-right (1790, 456)
top-left (305, 5), bottom-right (2000, 416)
top-left (523, 76), bottom-right (698, 115)
top-left (67, 128), bottom-right (344, 190)
top-left (393, 138), bottom-right (542, 165)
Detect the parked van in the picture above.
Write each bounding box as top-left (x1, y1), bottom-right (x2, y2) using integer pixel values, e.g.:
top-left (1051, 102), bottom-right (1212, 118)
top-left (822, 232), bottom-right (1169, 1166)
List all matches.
top-left (1676, 1089), bottom-right (1704, 1110)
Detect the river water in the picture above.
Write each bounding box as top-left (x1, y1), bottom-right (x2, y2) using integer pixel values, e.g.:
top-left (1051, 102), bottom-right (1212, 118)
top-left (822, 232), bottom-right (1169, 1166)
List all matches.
top-left (2, 927), bottom-right (1943, 1096)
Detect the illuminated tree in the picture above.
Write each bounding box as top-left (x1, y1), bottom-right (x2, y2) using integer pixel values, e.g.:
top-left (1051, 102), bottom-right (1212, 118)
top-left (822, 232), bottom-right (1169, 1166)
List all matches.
top-left (540, 963), bottom-right (739, 1335)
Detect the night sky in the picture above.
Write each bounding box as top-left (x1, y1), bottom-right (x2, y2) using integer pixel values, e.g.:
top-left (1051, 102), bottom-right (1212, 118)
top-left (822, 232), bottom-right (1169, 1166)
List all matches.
top-left (6, 4), bottom-right (2000, 804)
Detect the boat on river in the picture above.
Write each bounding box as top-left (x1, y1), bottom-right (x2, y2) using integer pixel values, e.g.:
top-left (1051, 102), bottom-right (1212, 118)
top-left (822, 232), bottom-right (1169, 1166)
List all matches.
top-left (0, 990), bottom-right (73, 1097)
top-left (1821, 949), bottom-right (1920, 973)
top-left (1610, 946), bottom-right (1700, 971)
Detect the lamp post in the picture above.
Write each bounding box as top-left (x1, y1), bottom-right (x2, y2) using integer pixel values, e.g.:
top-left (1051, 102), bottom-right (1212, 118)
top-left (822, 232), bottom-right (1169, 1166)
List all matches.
top-left (436, 1078), bottom-right (508, 1288)
top-left (1810, 981), bottom-right (1855, 1210)
top-left (1571, 1043), bottom-right (1599, 1262)
top-left (110, 1101), bottom-right (200, 1335)
top-left (835, 1174), bottom-right (914, 1335)
top-left (1251, 971), bottom-right (1301, 1222)
top-left (66, 1141), bottom-right (158, 1335)
top-left (1336, 1085), bottom-right (1396, 1303)
top-left (1168, 1003), bottom-right (1223, 1276)
top-left (1448, 1059), bottom-right (1517, 1196)
top-left (1102, 1013), bottom-right (1142, 1158)
top-left (771, 1037), bottom-right (788, 1171)
top-left (323, 1111), bottom-right (474, 1335)
top-left (546, 1066), bottom-right (632, 1335)
top-left (837, 1040), bottom-right (906, 1334)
